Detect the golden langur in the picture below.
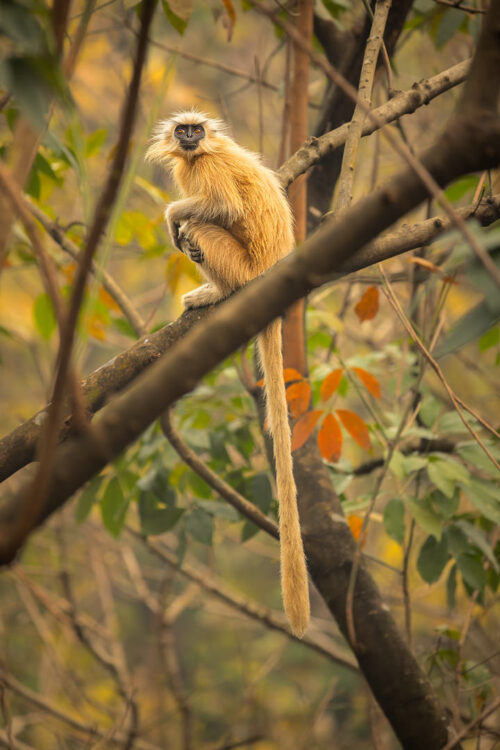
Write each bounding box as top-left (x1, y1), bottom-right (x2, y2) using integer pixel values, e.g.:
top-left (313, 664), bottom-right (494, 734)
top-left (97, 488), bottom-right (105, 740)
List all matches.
top-left (147, 110), bottom-right (310, 637)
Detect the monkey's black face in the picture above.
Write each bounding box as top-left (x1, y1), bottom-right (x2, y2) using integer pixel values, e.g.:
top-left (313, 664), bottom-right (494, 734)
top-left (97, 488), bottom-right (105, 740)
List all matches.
top-left (174, 123), bottom-right (205, 151)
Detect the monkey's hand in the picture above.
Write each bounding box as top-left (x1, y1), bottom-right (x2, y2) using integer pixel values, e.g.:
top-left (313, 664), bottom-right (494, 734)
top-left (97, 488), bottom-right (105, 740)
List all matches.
top-left (178, 227), bottom-right (204, 264)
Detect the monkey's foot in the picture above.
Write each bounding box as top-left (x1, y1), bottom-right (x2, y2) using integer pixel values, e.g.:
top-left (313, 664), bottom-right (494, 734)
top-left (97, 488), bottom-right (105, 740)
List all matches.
top-left (178, 228), bottom-right (204, 264)
top-left (182, 283), bottom-right (223, 309)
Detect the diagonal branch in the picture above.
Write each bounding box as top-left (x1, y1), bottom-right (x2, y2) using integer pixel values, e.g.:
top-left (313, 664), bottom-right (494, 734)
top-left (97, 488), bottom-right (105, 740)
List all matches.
top-left (278, 59), bottom-right (471, 188)
top-left (1, 195), bottom-right (499, 485)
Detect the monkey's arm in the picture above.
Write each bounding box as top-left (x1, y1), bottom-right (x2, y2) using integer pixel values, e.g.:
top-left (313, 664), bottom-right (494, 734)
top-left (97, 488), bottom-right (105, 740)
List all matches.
top-left (165, 197), bottom-right (207, 249)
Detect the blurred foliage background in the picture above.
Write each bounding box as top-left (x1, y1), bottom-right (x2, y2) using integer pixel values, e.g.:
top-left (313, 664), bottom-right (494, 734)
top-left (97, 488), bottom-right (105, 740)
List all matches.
top-left (0, 0), bottom-right (499, 748)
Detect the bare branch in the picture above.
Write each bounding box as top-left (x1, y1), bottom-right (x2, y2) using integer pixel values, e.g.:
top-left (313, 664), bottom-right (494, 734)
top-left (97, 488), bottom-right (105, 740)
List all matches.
top-left (336, 0), bottom-right (392, 211)
top-left (1, 195), bottom-right (499, 486)
top-left (278, 58), bottom-right (471, 188)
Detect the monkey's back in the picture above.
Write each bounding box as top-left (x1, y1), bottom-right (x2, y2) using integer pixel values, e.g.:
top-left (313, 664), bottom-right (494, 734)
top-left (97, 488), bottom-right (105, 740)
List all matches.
top-left (173, 137), bottom-right (294, 272)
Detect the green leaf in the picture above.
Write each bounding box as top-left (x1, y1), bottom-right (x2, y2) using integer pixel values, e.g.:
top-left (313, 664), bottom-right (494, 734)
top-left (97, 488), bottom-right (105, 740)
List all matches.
top-left (454, 520), bottom-right (499, 572)
top-left (0, 3), bottom-right (45, 50)
top-left (427, 456), bottom-right (469, 498)
top-left (185, 506), bottom-right (213, 545)
top-left (383, 498), bottom-right (405, 545)
top-left (407, 496), bottom-right (443, 539)
top-left (241, 520), bottom-right (259, 542)
top-left (458, 442), bottom-right (500, 474)
top-left (248, 473), bottom-right (273, 514)
top-left (85, 128), bottom-right (108, 157)
top-left (444, 174), bottom-right (479, 203)
top-left (464, 479), bottom-right (500, 525)
top-left (139, 493), bottom-right (184, 535)
top-left (435, 301), bottom-right (500, 358)
top-left (478, 326), bottom-right (499, 351)
top-left (419, 393), bottom-right (441, 428)
top-left (188, 472), bottom-right (212, 499)
top-left (75, 476), bottom-right (101, 523)
top-left (427, 458), bottom-right (450, 491)
top-left (33, 292), bottom-right (57, 340)
top-left (417, 535), bottom-right (449, 583)
top-left (321, 0), bottom-right (351, 18)
top-left (100, 477), bottom-right (128, 537)
top-left (446, 564), bottom-right (457, 610)
top-left (137, 466), bottom-right (176, 505)
top-left (194, 500), bottom-right (239, 522)
top-left (434, 8), bottom-right (464, 48)
top-left (337, 375), bottom-right (349, 398)
top-left (444, 524), bottom-right (469, 558)
top-left (0, 57), bottom-right (51, 130)
top-left (457, 553), bottom-right (487, 591)
top-left (430, 488), bottom-right (459, 519)
top-left (161, 0), bottom-right (187, 34)
top-left (390, 451), bottom-right (427, 479)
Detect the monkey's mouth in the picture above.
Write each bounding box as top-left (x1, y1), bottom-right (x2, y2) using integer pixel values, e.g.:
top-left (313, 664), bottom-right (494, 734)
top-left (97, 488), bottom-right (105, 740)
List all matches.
top-left (180, 143), bottom-right (198, 151)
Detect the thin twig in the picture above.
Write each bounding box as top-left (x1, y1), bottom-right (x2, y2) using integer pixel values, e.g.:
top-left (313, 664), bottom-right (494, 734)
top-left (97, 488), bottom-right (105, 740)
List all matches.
top-left (278, 58), bottom-right (471, 187)
top-left (27, 199), bottom-right (146, 336)
top-left (0, 671), bottom-right (161, 750)
top-left (379, 266), bottom-right (500, 470)
top-left (127, 527), bottom-right (357, 671)
top-left (442, 697), bottom-right (500, 750)
top-left (336, 0), bottom-right (392, 211)
top-left (160, 410), bottom-right (279, 538)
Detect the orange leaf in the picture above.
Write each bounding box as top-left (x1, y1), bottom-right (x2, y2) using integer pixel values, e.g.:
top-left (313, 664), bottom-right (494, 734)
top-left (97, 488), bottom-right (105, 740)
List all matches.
top-left (286, 381), bottom-right (311, 418)
top-left (258, 368), bottom-right (303, 389)
top-left (408, 257), bottom-right (440, 273)
top-left (353, 367), bottom-right (381, 399)
top-left (354, 286), bottom-right (379, 322)
top-left (98, 287), bottom-right (121, 313)
top-left (336, 409), bottom-right (371, 452)
top-left (291, 410), bottom-right (323, 451)
top-left (347, 515), bottom-right (366, 546)
top-left (283, 367), bottom-right (304, 383)
top-left (318, 413), bottom-right (343, 462)
top-left (222, 0), bottom-right (236, 41)
top-left (320, 368), bottom-right (343, 402)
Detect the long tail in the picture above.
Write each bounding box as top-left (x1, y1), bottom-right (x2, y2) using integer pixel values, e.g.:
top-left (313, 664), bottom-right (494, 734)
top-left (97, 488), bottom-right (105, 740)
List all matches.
top-left (258, 319), bottom-right (310, 638)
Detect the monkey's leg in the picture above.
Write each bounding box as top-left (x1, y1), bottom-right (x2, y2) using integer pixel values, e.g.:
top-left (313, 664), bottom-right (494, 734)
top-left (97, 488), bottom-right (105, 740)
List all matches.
top-left (182, 283), bottom-right (223, 309)
top-left (182, 220), bottom-right (256, 289)
top-left (177, 229), bottom-right (222, 309)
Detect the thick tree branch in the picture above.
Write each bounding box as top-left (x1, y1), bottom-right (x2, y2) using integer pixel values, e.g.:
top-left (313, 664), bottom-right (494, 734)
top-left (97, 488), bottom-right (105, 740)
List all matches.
top-left (1, 194), bottom-right (499, 484)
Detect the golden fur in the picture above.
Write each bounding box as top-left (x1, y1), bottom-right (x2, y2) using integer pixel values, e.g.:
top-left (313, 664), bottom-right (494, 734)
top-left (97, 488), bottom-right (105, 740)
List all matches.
top-left (147, 110), bottom-right (310, 637)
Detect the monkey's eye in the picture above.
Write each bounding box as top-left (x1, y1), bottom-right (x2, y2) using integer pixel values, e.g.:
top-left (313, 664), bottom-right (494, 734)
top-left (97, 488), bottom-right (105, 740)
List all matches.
top-left (194, 127), bottom-right (202, 134)
top-left (177, 128), bottom-right (185, 134)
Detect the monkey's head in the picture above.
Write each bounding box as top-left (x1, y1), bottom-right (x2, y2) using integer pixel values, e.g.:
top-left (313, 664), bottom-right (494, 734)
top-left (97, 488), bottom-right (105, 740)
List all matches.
top-left (146, 109), bottom-right (227, 163)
